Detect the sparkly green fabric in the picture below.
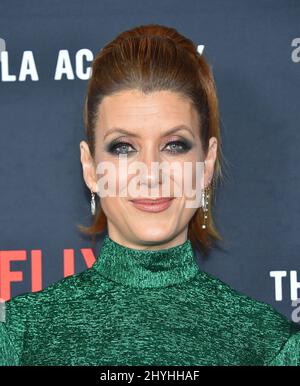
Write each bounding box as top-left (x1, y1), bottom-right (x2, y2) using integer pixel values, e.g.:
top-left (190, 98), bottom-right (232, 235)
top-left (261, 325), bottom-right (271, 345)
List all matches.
top-left (0, 235), bottom-right (300, 366)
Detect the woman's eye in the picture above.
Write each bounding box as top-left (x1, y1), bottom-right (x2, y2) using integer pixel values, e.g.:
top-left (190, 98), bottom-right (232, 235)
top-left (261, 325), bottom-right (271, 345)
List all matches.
top-left (107, 139), bottom-right (192, 156)
top-left (164, 140), bottom-right (191, 154)
top-left (107, 141), bottom-right (136, 156)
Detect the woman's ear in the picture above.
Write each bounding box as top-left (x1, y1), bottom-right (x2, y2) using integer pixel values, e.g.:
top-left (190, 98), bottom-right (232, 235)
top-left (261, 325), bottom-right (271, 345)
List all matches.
top-left (79, 140), bottom-right (98, 193)
top-left (204, 137), bottom-right (218, 188)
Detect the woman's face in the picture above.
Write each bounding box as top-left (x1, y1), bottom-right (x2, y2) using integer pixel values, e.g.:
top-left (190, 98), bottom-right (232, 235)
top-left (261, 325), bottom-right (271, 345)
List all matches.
top-left (80, 89), bottom-right (217, 249)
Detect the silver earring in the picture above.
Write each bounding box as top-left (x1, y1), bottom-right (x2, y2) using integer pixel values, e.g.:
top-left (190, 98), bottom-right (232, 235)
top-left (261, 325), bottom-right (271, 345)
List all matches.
top-left (201, 187), bottom-right (209, 229)
top-left (90, 189), bottom-right (96, 215)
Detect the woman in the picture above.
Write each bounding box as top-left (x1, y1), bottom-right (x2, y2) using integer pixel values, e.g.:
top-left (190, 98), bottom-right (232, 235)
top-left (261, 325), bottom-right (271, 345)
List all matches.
top-left (1, 23), bottom-right (300, 366)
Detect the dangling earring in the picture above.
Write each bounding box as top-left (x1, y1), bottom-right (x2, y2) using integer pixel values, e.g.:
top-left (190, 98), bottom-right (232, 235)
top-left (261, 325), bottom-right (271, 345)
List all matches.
top-left (201, 186), bottom-right (209, 229)
top-left (90, 189), bottom-right (96, 215)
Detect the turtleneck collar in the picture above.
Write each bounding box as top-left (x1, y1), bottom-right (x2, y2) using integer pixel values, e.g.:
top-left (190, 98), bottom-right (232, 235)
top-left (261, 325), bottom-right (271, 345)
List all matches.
top-left (92, 235), bottom-right (200, 289)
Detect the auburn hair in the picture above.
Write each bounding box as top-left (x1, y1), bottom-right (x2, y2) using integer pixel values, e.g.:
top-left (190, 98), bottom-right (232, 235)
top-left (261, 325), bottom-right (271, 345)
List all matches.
top-left (77, 23), bottom-right (227, 256)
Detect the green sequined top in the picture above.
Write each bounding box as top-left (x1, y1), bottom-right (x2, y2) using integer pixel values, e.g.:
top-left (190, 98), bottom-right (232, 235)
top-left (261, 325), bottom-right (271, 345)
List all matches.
top-left (0, 235), bottom-right (300, 366)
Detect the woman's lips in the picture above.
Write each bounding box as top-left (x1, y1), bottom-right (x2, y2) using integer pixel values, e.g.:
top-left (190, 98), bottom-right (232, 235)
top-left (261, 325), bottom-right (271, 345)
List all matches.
top-left (129, 197), bottom-right (175, 213)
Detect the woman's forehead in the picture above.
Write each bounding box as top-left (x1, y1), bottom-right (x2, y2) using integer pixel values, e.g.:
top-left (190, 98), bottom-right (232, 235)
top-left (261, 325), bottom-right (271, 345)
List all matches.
top-left (96, 90), bottom-right (199, 137)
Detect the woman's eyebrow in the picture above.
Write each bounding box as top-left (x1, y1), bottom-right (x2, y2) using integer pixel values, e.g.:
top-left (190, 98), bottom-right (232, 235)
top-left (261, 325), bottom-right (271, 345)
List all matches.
top-left (104, 125), bottom-right (195, 139)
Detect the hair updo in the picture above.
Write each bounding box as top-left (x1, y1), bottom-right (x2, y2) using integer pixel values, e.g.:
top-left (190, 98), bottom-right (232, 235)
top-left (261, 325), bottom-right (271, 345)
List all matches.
top-left (78, 23), bottom-right (226, 256)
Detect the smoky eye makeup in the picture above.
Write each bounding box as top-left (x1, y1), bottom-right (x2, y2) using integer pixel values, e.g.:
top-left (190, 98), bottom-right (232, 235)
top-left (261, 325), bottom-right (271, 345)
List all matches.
top-left (162, 138), bottom-right (193, 154)
top-left (105, 138), bottom-right (137, 156)
top-left (105, 136), bottom-right (194, 156)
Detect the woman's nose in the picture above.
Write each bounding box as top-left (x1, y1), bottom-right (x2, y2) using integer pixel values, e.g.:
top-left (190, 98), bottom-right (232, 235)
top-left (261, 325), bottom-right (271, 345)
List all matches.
top-left (138, 146), bottom-right (163, 188)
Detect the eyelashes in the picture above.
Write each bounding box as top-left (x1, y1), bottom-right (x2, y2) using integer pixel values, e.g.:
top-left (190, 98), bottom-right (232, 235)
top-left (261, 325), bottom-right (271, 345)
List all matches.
top-left (106, 141), bottom-right (135, 156)
top-left (106, 140), bottom-right (193, 156)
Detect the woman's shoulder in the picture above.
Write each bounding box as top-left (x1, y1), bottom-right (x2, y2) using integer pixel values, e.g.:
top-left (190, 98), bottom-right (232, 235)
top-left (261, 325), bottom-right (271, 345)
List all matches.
top-left (195, 268), bottom-right (300, 336)
top-left (0, 264), bottom-right (112, 365)
top-left (194, 268), bottom-right (300, 365)
top-left (7, 268), bottom-right (91, 308)
top-left (196, 267), bottom-right (293, 320)
top-left (5, 262), bottom-right (111, 316)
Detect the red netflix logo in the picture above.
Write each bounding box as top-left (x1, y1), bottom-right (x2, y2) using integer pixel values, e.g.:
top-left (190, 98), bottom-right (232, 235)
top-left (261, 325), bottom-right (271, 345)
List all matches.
top-left (0, 249), bottom-right (96, 301)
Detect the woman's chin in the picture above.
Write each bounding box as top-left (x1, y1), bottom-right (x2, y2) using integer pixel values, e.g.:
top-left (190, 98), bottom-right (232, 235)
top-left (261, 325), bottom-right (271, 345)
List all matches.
top-left (129, 226), bottom-right (176, 244)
